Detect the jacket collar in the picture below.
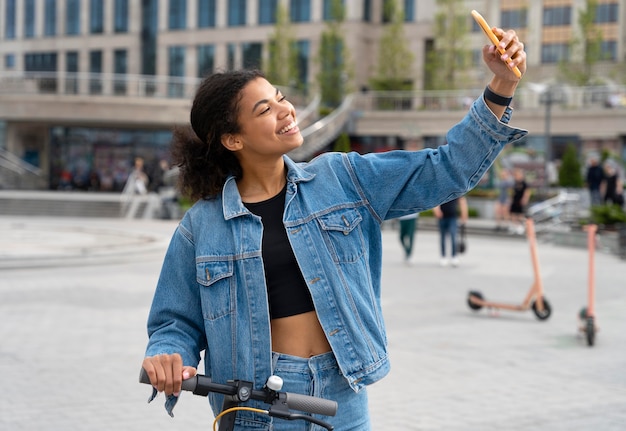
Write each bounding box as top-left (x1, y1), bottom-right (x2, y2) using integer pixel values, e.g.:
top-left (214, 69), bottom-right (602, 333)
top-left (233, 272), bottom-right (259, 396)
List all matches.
top-left (221, 155), bottom-right (315, 220)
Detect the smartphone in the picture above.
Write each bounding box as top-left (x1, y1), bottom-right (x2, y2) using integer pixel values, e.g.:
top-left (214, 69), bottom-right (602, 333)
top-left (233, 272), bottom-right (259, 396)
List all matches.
top-left (471, 10), bottom-right (522, 78)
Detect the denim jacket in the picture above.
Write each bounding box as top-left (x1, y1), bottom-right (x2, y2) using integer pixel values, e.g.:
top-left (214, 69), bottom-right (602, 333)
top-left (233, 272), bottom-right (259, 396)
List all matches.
top-left (145, 96), bottom-right (526, 423)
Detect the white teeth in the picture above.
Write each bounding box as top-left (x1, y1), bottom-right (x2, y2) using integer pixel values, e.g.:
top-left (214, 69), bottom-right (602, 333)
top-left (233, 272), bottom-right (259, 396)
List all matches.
top-left (279, 122), bottom-right (296, 134)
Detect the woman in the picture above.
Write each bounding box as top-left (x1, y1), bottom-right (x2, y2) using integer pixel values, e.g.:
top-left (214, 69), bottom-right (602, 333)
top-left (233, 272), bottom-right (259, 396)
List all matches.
top-left (142, 28), bottom-right (527, 430)
top-left (509, 168), bottom-right (531, 235)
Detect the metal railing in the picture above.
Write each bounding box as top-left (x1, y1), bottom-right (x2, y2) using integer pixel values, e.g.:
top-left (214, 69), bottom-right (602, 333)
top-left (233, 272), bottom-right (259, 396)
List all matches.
top-left (0, 148), bottom-right (44, 189)
top-left (3, 72), bottom-right (625, 111)
top-left (288, 94), bottom-right (355, 162)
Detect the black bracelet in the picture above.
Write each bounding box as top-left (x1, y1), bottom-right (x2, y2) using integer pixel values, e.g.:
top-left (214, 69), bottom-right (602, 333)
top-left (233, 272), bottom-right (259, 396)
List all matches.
top-left (484, 86), bottom-right (513, 106)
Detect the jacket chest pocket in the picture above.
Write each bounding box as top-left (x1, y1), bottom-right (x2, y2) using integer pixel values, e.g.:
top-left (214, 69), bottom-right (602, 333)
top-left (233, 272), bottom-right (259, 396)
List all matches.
top-left (317, 209), bottom-right (364, 263)
top-left (196, 260), bottom-right (234, 321)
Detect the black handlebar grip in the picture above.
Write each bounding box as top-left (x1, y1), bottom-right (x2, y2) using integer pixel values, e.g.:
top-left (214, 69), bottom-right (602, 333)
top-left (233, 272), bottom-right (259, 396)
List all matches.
top-left (284, 392), bottom-right (338, 417)
top-left (139, 368), bottom-right (198, 392)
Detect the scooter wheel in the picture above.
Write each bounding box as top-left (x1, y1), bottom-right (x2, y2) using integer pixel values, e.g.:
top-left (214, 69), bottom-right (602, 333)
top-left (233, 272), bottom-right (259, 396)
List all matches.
top-left (585, 316), bottom-right (595, 347)
top-left (531, 297), bottom-right (552, 320)
top-left (467, 291), bottom-right (484, 311)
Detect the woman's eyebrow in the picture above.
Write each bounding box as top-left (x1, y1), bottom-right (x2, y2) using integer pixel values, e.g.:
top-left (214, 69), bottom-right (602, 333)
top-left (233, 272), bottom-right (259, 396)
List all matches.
top-left (252, 87), bottom-right (279, 113)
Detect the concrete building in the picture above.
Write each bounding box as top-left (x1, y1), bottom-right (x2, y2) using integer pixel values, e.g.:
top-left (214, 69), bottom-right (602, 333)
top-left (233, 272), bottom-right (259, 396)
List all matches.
top-left (0, 0), bottom-right (625, 191)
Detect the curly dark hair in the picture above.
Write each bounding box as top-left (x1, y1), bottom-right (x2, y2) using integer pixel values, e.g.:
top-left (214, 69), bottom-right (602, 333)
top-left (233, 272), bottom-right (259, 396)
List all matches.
top-left (171, 69), bottom-right (265, 201)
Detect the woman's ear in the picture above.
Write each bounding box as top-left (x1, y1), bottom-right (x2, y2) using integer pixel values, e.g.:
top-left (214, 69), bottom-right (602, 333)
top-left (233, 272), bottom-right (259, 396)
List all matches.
top-left (221, 134), bottom-right (243, 152)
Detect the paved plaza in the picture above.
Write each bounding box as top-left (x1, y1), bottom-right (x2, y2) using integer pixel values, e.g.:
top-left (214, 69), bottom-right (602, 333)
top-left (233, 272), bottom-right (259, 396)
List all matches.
top-left (0, 216), bottom-right (625, 430)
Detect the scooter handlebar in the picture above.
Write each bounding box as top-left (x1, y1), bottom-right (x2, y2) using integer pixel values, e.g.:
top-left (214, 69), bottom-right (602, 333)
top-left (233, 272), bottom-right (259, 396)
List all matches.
top-left (139, 368), bottom-right (337, 417)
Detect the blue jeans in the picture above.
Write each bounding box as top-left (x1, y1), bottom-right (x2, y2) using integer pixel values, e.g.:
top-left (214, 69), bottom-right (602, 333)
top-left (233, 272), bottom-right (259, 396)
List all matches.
top-left (270, 352), bottom-right (371, 431)
top-left (438, 217), bottom-right (458, 257)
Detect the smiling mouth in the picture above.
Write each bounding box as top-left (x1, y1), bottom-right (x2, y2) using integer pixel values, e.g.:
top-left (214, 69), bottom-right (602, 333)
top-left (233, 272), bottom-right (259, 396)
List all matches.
top-left (278, 121), bottom-right (298, 135)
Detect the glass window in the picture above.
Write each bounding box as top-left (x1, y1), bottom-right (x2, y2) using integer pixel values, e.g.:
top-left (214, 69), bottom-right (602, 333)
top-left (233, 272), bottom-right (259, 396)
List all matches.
top-left (89, 50), bottom-right (103, 94)
top-left (114, 49), bottom-right (127, 95)
top-left (362, 0), bottom-right (371, 21)
top-left (501, 9), bottom-right (527, 28)
top-left (5, 54), bottom-right (16, 69)
top-left (227, 43), bottom-right (236, 69)
top-left (44, 0), bottom-right (57, 36)
top-left (290, 0), bottom-right (310, 22)
top-left (259, 0), bottom-right (277, 25)
top-left (296, 40), bottom-right (310, 90)
top-left (197, 44), bottom-right (215, 77)
top-left (66, 51), bottom-right (79, 94)
top-left (541, 43), bottom-right (569, 63)
top-left (66, 0), bottom-right (81, 35)
top-left (242, 42), bottom-right (262, 69)
top-left (404, 0), bottom-right (414, 22)
top-left (168, 46), bottom-right (186, 97)
top-left (25, 52), bottom-right (59, 92)
top-left (198, 0), bottom-right (216, 27)
top-left (169, 0), bottom-right (187, 29)
top-left (543, 6), bottom-right (571, 26)
top-left (382, 0), bottom-right (391, 23)
top-left (5, 0), bottom-right (16, 39)
top-left (114, 0), bottom-right (128, 32)
top-left (49, 127), bottom-right (173, 192)
top-left (141, 0), bottom-right (158, 77)
top-left (90, 0), bottom-right (104, 33)
top-left (323, 0), bottom-right (344, 21)
top-left (24, 52), bottom-right (58, 71)
top-left (24, 0), bottom-right (36, 38)
top-left (600, 40), bottom-right (617, 61)
top-left (228, 0), bottom-right (247, 26)
top-left (595, 3), bottom-right (618, 23)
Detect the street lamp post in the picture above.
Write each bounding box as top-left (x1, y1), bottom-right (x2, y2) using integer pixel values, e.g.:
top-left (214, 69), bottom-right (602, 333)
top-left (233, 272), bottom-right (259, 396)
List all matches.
top-left (529, 83), bottom-right (563, 189)
top-left (540, 87), bottom-right (555, 188)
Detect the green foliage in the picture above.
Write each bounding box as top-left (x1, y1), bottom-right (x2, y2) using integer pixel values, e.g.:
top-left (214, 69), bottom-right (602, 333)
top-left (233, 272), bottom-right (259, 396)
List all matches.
top-left (558, 144), bottom-right (584, 188)
top-left (333, 132), bottom-right (351, 153)
top-left (369, 0), bottom-right (414, 91)
top-left (559, 0), bottom-right (604, 85)
top-left (264, 4), bottom-right (298, 87)
top-left (589, 204), bottom-right (626, 226)
top-left (424, 0), bottom-right (471, 90)
top-left (315, 0), bottom-right (353, 108)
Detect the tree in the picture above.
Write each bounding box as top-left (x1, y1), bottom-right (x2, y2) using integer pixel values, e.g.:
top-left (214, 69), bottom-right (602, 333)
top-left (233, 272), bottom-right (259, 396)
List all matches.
top-left (315, 0), bottom-right (352, 109)
top-left (558, 144), bottom-right (584, 188)
top-left (559, 0), bottom-right (604, 85)
top-left (424, 0), bottom-right (472, 90)
top-left (332, 132), bottom-right (351, 153)
top-left (264, 3), bottom-right (298, 87)
top-left (369, 0), bottom-right (414, 91)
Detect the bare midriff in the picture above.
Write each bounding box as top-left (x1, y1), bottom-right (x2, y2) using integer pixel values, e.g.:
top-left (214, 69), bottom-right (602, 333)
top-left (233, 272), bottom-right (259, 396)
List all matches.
top-left (270, 311), bottom-right (332, 358)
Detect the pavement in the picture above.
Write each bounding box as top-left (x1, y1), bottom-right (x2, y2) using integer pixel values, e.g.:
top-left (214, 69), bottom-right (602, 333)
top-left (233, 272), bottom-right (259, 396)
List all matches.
top-left (0, 215), bottom-right (625, 431)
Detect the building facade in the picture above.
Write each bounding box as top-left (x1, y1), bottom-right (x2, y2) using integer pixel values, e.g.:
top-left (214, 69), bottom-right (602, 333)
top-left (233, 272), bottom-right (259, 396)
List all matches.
top-left (0, 0), bottom-right (624, 191)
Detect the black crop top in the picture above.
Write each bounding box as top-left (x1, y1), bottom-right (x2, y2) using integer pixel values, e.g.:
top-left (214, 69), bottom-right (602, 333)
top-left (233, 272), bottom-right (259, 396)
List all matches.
top-left (244, 185), bottom-right (315, 319)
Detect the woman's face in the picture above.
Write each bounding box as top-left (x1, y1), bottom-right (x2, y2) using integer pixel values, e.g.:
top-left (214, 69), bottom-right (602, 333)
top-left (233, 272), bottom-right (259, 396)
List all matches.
top-left (230, 77), bottom-right (303, 159)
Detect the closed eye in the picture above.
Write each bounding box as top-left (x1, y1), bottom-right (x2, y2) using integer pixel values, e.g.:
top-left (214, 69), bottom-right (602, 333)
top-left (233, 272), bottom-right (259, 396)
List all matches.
top-left (259, 95), bottom-right (288, 115)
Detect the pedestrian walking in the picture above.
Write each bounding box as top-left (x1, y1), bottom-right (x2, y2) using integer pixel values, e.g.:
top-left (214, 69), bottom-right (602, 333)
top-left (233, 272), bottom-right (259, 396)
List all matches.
top-left (398, 213), bottom-right (419, 265)
top-left (603, 163), bottom-right (624, 208)
top-left (433, 196), bottom-right (469, 267)
top-left (141, 27), bottom-right (527, 430)
top-left (586, 156), bottom-right (604, 206)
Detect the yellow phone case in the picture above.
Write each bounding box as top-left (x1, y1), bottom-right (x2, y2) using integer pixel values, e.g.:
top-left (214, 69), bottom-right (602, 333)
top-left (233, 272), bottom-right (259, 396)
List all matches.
top-left (471, 10), bottom-right (522, 78)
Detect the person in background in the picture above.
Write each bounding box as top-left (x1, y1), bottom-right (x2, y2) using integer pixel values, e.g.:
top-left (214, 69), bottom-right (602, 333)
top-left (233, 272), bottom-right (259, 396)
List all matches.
top-left (508, 168), bottom-right (531, 235)
top-left (603, 163), bottom-right (624, 208)
top-left (494, 168), bottom-right (513, 231)
top-left (586, 156), bottom-right (604, 206)
top-left (124, 156), bottom-right (150, 195)
top-left (141, 27), bottom-right (527, 430)
top-left (398, 212), bottom-right (419, 265)
top-left (433, 196), bottom-right (469, 267)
